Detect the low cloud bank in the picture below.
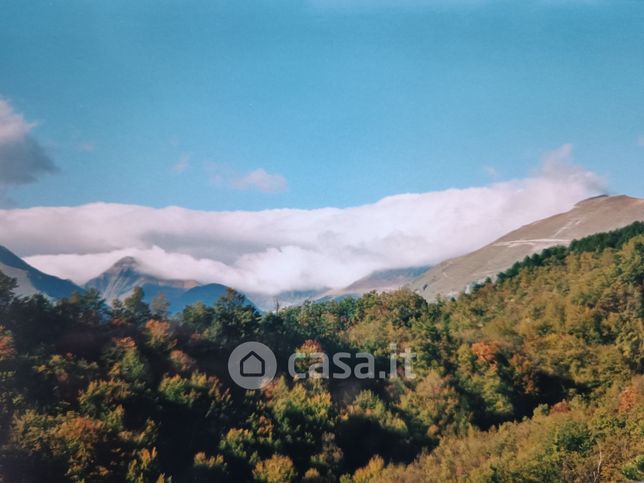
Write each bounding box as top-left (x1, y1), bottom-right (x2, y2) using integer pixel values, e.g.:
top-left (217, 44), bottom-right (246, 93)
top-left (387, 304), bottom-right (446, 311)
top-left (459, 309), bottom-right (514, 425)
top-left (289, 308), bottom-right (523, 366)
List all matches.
top-left (1, 155), bottom-right (603, 295)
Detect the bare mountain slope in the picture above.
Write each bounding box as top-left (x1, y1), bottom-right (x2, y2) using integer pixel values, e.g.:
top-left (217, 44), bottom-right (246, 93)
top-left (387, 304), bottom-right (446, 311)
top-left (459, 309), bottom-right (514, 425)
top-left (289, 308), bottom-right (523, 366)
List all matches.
top-left (85, 257), bottom-right (200, 303)
top-left (408, 195), bottom-right (644, 301)
top-left (248, 266), bottom-right (430, 312)
top-left (85, 257), bottom-right (231, 312)
top-left (0, 245), bottom-right (83, 299)
top-left (321, 266), bottom-right (430, 299)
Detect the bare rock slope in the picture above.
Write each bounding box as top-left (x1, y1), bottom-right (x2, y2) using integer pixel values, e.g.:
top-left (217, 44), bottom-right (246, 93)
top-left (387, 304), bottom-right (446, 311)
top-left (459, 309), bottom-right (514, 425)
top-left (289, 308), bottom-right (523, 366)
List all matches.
top-left (85, 257), bottom-right (230, 312)
top-left (407, 195), bottom-right (644, 301)
top-left (0, 245), bottom-right (82, 299)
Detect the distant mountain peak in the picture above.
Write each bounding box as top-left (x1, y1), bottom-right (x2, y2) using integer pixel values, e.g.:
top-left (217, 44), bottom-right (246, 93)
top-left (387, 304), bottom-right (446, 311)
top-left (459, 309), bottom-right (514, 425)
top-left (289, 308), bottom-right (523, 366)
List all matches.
top-left (102, 257), bottom-right (200, 285)
top-left (85, 257), bottom-right (229, 313)
top-left (112, 256), bottom-right (139, 268)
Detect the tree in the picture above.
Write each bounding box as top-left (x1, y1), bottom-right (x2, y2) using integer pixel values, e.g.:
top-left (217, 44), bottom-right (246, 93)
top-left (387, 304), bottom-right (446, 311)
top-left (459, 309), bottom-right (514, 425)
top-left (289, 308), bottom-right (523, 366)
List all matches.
top-left (398, 371), bottom-right (469, 445)
top-left (253, 455), bottom-right (297, 483)
top-left (0, 271), bottom-right (17, 315)
top-left (337, 391), bottom-right (410, 470)
top-left (181, 301), bottom-right (213, 332)
top-left (120, 287), bottom-right (151, 325)
top-left (269, 378), bottom-right (334, 471)
top-left (157, 373), bottom-right (232, 474)
top-left (151, 293), bottom-right (170, 320)
top-left (209, 289), bottom-right (260, 348)
top-left (64, 288), bottom-right (108, 326)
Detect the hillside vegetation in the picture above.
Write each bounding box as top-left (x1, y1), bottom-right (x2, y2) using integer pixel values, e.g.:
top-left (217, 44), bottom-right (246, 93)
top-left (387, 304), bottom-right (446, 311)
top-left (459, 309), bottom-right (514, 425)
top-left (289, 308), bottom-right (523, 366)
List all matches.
top-left (0, 224), bottom-right (642, 482)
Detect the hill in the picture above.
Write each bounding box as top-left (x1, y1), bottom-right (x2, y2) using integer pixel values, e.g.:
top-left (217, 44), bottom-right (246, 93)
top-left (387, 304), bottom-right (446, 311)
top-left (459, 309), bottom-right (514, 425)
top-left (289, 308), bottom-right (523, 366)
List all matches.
top-left (248, 266), bottom-right (430, 312)
top-left (0, 245), bottom-right (82, 299)
top-left (408, 195), bottom-right (644, 301)
top-left (85, 257), bottom-right (231, 313)
top-left (321, 266), bottom-right (429, 299)
top-left (0, 222), bottom-right (641, 481)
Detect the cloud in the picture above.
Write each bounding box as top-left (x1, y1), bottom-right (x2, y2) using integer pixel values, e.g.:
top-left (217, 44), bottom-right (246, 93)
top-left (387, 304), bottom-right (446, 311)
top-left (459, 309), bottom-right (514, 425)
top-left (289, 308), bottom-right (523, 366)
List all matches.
top-left (542, 142), bottom-right (573, 166)
top-left (637, 135), bottom-right (644, 147)
top-left (483, 165), bottom-right (499, 179)
top-left (173, 153), bottom-right (191, 173)
top-left (0, 156), bottom-right (604, 296)
top-left (540, 143), bottom-right (604, 192)
top-left (208, 164), bottom-right (288, 193)
top-left (0, 100), bottom-right (35, 144)
top-left (233, 168), bottom-right (287, 193)
top-left (0, 98), bottom-right (57, 188)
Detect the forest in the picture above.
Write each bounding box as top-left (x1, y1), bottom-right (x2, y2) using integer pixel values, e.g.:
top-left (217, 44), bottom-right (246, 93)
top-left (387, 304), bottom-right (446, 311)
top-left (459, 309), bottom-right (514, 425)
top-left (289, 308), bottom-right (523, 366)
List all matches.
top-left (0, 223), bottom-right (642, 482)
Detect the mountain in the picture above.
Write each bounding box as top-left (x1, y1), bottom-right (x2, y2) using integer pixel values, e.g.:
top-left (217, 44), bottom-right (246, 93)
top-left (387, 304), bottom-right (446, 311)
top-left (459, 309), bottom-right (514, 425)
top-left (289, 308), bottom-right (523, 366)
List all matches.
top-left (246, 289), bottom-right (327, 312)
top-left (84, 257), bottom-right (200, 302)
top-left (322, 266), bottom-right (430, 299)
top-left (85, 257), bottom-right (230, 313)
top-left (247, 266), bottom-right (431, 312)
top-left (408, 195), bottom-right (644, 301)
top-left (4, 217), bottom-right (643, 482)
top-left (173, 283), bottom-right (230, 309)
top-left (0, 245), bottom-right (83, 299)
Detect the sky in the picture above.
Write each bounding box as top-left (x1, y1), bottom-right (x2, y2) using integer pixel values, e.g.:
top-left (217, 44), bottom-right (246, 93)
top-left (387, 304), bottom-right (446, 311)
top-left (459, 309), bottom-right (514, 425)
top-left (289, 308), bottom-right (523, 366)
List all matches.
top-left (0, 0), bottom-right (643, 294)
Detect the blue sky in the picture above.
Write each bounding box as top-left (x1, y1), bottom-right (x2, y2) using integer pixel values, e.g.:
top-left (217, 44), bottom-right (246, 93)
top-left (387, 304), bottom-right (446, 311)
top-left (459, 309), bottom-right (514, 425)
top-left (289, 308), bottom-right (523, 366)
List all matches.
top-left (1, 0), bottom-right (643, 211)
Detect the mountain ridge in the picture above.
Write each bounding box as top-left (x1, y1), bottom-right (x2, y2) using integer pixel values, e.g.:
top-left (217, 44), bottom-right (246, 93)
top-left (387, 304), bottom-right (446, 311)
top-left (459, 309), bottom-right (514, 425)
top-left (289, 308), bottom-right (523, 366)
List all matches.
top-left (5, 194), bottom-right (644, 311)
top-left (84, 257), bottom-right (230, 313)
top-left (407, 194), bottom-right (644, 301)
top-left (0, 245), bottom-right (83, 299)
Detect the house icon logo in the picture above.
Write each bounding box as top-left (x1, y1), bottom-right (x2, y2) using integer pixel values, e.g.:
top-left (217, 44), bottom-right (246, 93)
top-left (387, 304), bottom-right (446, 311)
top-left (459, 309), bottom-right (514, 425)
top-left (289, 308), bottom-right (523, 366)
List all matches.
top-left (240, 351), bottom-right (265, 377)
top-left (228, 341), bottom-right (277, 390)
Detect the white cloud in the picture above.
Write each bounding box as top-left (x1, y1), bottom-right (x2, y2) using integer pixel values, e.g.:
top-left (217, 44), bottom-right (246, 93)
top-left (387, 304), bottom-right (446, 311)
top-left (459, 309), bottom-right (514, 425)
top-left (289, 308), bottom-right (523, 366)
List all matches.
top-left (483, 165), bottom-right (499, 179)
top-left (173, 153), bottom-right (191, 173)
top-left (540, 143), bottom-right (604, 192)
top-left (0, 99), bottom-right (35, 144)
top-left (0, 98), bottom-right (57, 188)
top-left (233, 168), bottom-right (287, 193)
top-left (542, 142), bottom-right (573, 166)
top-left (207, 164), bottom-right (288, 193)
top-left (0, 155), bottom-right (604, 295)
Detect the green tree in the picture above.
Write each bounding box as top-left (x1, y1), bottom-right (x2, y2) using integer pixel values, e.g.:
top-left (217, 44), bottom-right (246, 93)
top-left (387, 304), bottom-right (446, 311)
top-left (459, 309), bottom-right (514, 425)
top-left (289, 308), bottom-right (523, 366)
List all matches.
top-left (151, 293), bottom-right (170, 320)
top-left (0, 271), bottom-right (17, 314)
